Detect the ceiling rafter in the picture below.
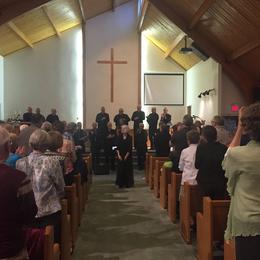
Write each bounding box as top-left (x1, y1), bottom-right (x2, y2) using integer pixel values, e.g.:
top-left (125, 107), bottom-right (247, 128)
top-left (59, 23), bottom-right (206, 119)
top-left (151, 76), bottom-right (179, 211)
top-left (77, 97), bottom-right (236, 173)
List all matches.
top-left (7, 21), bottom-right (33, 48)
top-left (42, 6), bottom-right (61, 37)
top-left (164, 32), bottom-right (185, 58)
top-left (228, 39), bottom-right (260, 61)
top-left (188, 0), bottom-right (216, 30)
top-left (0, 0), bottom-right (52, 26)
top-left (148, 0), bottom-right (257, 101)
top-left (138, 0), bottom-right (150, 32)
top-left (77, 0), bottom-right (86, 22)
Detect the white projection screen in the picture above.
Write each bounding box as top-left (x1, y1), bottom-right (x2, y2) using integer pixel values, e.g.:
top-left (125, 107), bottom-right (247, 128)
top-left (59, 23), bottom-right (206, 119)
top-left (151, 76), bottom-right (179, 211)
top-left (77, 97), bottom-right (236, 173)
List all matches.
top-left (144, 73), bottom-right (184, 105)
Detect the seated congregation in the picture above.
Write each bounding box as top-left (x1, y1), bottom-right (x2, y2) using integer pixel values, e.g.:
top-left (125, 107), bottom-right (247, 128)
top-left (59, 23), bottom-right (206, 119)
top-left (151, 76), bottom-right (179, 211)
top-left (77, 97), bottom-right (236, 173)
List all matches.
top-left (0, 102), bottom-right (260, 260)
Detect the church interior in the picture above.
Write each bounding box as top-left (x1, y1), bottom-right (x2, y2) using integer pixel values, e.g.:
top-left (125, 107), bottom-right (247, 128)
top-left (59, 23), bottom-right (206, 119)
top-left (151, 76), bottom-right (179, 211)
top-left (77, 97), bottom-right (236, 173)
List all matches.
top-left (0, 0), bottom-right (260, 259)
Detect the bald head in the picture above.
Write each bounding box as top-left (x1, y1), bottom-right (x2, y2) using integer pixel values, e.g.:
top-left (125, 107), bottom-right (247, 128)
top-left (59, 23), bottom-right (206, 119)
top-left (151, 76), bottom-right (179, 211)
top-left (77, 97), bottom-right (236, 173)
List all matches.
top-left (101, 106), bottom-right (105, 113)
top-left (27, 106), bottom-right (33, 113)
top-left (137, 105), bottom-right (141, 111)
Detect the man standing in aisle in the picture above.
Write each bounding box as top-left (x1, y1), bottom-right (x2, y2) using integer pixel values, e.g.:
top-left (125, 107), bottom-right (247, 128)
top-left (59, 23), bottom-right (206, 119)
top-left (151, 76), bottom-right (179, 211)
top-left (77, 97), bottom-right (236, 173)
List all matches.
top-left (147, 107), bottom-right (159, 149)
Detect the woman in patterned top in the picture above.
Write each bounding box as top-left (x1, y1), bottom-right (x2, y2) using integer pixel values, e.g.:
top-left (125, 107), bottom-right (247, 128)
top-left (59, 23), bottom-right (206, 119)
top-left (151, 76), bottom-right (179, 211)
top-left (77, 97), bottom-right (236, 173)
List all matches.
top-left (16, 129), bottom-right (65, 243)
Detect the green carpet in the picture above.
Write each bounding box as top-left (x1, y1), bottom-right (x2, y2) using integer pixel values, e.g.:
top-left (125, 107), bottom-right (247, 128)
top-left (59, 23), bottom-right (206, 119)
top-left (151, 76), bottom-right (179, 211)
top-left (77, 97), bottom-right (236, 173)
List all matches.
top-left (73, 172), bottom-right (196, 260)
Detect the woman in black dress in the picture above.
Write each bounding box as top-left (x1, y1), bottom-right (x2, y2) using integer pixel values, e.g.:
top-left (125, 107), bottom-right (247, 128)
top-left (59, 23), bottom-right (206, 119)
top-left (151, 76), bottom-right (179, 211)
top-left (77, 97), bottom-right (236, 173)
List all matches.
top-left (116, 125), bottom-right (134, 188)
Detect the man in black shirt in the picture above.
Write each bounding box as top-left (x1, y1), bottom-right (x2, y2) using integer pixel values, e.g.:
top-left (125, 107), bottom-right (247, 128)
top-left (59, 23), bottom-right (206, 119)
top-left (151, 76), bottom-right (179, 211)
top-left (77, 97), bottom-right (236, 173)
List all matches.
top-left (135, 123), bottom-right (148, 170)
top-left (46, 108), bottom-right (59, 124)
top-left (73, 122), bottom-right (88, 156)
top-left (147, 107), bottom-right (159, 149)
top-left (104, 122), bottom-right (116, 170)
top-left (96, 107), bottom-right (110, 148)
top-left (33, 108), bottom-right (45, 125)
top-left (114, 108), bottom-right (130, 129)
top-left (131, 105), bottom-right (145, 134)
top-left (160, 107), bottom-right (171, 127)
top-left (23, 106), bottom-right (33, 123)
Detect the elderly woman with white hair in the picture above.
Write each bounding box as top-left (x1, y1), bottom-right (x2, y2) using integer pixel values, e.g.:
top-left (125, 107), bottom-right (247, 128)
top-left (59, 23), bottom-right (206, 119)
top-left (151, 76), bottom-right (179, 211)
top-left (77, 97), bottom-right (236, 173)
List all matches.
top-left (16, 129), bottom-right (65, 243)
top-left (116, 125), bottom-right (134, 188)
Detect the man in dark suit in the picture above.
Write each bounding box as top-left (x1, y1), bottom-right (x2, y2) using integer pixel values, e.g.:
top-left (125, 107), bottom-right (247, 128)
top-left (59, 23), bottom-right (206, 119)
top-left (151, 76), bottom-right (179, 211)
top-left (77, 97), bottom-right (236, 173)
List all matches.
top-left (160, 107), bottom-right (171, 127)
top-left (114, 108), bottom-right (130, 129)
top-left (96, 106), bottom-right (110, 148)
top-left (104, 122), bottom-right (116, 170)
top-left (147, 107), bottom-right (159, 149)
top-left (23, 106), bottom-right (33, 122)
top-left (135, 123), bottom-right (148, 170)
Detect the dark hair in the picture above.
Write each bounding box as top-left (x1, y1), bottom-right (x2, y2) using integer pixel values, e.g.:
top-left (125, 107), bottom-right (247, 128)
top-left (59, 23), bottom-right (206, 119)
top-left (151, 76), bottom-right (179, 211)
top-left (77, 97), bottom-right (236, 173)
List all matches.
top-left (48, 131), bottom-right (63, 151)
top-left (241, 102), bottom-right (260, 142)
top-left (202, 125), bottom-right (217, 143)
top-left (53, 121), bottom-right (65, 134)
top-left (186, 130), bottom-right (200, 144)
top-left (183, 115), bottom-right (193, 127)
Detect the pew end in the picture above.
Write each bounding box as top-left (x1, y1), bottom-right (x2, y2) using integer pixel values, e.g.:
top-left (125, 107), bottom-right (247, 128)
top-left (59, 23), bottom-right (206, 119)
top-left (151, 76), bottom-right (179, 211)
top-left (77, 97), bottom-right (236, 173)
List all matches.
top-left (153, 160), bottom-right (167, 198)
top-left (160, 167), bottom-right (173, 209)
top-left (44, 226), bottom-right (60, 260)
top-left (224, 240), bottom-right (236, 260)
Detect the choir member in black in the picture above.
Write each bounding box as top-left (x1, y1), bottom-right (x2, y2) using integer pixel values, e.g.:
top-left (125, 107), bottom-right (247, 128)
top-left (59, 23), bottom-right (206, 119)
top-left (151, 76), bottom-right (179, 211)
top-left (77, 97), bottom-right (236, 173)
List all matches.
top-left (73, 122), bottom-right (88, 157)
top-left (147, 107), bottom-right (159, 149)
top-left (135, 123), bottom-right (148, 170)
top-left (160, 107), bottom-right (172, 127)
top-left (46, 108), bottom-right (60, 124)
top-left (116, 125), bottom-right (134, 188)
top-left (89, 122), bottom-right (100, 170)
top-left (114, 108), bottom-right (130, 129)
top-left (105, 122), bottom-right (116, 171)
top-left (170, 115), bottom-right (194, 172)
top-left (23, 106), bottom-right (33, 122)
top-left (96, 106), bottom-right (110, 146)
top-left (154, 123), bottom-right (171, 157)
top-left (131, 105), bottom-right (145, 133)
top-left (33, 107), bottom-right (45, 125)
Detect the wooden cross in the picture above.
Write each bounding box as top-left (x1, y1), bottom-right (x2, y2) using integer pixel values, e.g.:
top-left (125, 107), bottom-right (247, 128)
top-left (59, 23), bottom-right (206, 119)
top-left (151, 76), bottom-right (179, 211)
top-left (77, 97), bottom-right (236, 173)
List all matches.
top-left (97, 48), bottom-right (127, 103)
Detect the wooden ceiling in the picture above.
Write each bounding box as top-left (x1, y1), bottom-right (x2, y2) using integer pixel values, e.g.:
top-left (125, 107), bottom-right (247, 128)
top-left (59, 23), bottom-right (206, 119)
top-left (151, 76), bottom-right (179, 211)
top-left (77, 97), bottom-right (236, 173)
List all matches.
top-left (140, 3), bottom-right (201, 70)
top-left (145, 0), bottom-right (260, 101)
top-left (0, 0), bottom-right (131, 56)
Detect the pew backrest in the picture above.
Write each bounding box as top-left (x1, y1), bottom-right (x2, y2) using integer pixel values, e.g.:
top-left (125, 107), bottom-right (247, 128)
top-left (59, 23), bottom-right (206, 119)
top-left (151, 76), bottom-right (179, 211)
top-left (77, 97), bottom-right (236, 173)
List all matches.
top-left (44, 226), bottom-right (60, 260)
top-left (159, 166), bottom-right (172, 209)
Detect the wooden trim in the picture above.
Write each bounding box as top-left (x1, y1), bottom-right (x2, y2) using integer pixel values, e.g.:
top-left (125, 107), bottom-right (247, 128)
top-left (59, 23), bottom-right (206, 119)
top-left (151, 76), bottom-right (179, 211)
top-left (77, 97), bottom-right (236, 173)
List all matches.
top-left (77, 0), bottom-right (86, 22)
top-left (228, 39), bottom-right (260, 61)
top-left (0, 0), bottom-right (52, 26)
top-left (137, 0), bottom-right (150, 32)
top-left (164, 32), bottom-right (185, 58)
top-left (42, 6), bottom-right (61, 37)
top-left (82, 23), bottom-right (87, 127)
top-left (7, 21), bottom-right (33, 48)
top-left (188, 0), bottom-right (215, 30)
top-left (138, 32), bottom-right (142, 105)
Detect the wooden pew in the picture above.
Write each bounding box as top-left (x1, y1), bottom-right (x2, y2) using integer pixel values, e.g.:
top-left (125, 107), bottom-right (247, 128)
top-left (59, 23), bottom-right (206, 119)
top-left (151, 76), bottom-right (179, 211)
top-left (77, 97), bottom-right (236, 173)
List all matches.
top-left (145, 153), bottom-right (150, 184)
top-left (224, 240), bottom-right (236, 260)
top-left (148, 156), bottom-right (168, 190)
top-left (167, 173), bottom-right (182, 223)
top-left (61, 199), bottom-right (72, 260)
top-left (65, 184), bottom-right (78, 248)
top-left (159, 166), bottom-right (172, 209)
top-left (44, 226), bottom-right (60, 260)
top-left (197, 197), bottom-right (230, 260)
top-left (180, 182), bottom-right (202, 244)
top-left (153, 159), bottom-right (168, 198)
top-left (74, 174), bottom-right (83, 225)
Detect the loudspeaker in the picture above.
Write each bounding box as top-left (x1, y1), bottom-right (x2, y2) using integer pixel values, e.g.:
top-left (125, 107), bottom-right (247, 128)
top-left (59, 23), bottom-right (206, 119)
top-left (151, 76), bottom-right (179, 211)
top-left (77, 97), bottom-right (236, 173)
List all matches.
top-left (191, 42), bottom-right (210, 61)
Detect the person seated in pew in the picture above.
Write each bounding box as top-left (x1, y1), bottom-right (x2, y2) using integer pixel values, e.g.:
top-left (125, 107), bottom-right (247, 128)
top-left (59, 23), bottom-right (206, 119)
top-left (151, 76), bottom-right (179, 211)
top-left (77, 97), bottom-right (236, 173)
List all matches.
top-left (16, 129), bottom-right (65, 243)
top-left (0, 127), bottom-right (37, 260)
top-left (135, 123), bottom-right (148, 170)
top-left (41, 121), bottom-right (52, 132)
top-left (154, 122), bottom-right (171, 157)
top-left (195, 125), bottom-right (228, 200)
top-left (223, 103), bottom-right (260, 260)
top-left (5, 133), bottom-right (22, 168)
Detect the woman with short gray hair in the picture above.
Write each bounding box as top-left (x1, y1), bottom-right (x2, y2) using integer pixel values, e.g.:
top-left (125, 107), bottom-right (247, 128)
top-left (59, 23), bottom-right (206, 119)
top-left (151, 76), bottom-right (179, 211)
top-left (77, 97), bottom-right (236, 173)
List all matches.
top-left (16, 129), bottom-right (65, 243)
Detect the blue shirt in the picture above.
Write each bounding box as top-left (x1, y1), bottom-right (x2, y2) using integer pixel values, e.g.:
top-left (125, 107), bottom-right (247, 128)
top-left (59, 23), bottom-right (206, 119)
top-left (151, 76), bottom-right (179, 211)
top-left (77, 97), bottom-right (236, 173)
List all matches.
top-left (5, 153), bottom-right (21, 168)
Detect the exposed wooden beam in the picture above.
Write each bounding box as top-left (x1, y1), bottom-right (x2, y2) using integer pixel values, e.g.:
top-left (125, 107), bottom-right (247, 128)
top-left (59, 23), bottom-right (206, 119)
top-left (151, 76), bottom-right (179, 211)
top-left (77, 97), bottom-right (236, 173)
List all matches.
top-left (164, 32), bottom-right (186, 58)
top-left (7, 21), bottom-right (33, 48)
top-left (188, 0), bottom-right (215, 30)
top-left (228, 39), bottom-right (260, 61)
top-left (77, 0), bottom-right (86, 22)
top-left (42, 6), bottom-right (60, 37)
top-left (148, 0), bottom-right (257, 101)
top-left (0, 0), bottom-right (52, 26)
top-left (138, 0), bottom-right (150, 32)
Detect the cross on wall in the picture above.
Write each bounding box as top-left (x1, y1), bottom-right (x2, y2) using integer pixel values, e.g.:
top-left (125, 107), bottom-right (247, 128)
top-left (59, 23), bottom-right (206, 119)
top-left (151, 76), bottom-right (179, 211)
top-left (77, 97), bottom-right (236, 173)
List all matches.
top-left (97, 48), bottom-right (128, 103)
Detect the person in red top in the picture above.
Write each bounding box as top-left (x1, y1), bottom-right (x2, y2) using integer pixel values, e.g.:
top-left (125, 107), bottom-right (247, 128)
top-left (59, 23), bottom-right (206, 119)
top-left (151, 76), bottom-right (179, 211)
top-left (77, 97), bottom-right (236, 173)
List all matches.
top-left (0, 127), bottom-right (37, 259)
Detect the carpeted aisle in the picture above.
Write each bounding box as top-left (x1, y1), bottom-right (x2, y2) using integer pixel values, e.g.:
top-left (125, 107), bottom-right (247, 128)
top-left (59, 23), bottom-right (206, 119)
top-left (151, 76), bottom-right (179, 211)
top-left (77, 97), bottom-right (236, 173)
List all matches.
top-left (73, 171), bottom-right (196, 260)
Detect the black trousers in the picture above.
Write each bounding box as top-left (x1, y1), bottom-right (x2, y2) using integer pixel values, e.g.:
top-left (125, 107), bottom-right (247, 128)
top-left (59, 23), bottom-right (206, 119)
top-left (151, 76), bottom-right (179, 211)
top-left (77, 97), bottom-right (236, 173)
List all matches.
top-left (236, 235), bottom-right (260, 260)
top-left (149, 129), bottom-right (156, 149)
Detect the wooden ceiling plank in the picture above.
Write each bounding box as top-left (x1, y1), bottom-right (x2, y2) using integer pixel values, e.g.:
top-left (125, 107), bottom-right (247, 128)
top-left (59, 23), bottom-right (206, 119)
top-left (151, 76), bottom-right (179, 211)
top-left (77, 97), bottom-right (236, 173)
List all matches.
top-left (7, 21), bottom-right (33, 48)
top-left (164, 31), bottom-right (185, 58)
top-left (188, 0), bottom-right (216, 30)
top-left (42, 6), bottom-right (61, 37)
top-left (138, 0), bottom-right (150, 32)
top-left (228, 39), bottom-right (260, 62)
top-left (148, 0), bottom-right (257, 101)
top-left (0, 0), bottom-right (52, 26)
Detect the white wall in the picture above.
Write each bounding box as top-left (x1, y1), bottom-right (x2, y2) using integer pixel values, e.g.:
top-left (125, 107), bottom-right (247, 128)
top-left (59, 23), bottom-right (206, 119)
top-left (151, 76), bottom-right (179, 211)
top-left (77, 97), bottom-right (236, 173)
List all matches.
top-left (186, 58), bottom-right (220, 124)
top-left (141, 35), bottom-right (186, 126)
top-left (4, 26), bottom-right (83, 122)
top-left (0, 56), bottom-right (3, 120)
top-left (221, 70), bottom-right (245, 116)
top-left (85, 0), bottom-right (139, 128)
